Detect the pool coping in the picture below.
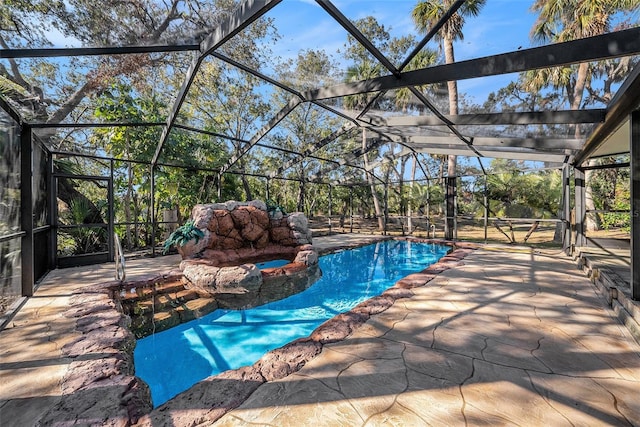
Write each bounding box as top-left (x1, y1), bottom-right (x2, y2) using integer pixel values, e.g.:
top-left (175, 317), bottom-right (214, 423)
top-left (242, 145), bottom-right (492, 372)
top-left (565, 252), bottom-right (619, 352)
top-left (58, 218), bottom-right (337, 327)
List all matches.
top-left (39, 237), bottom-right (478, 426)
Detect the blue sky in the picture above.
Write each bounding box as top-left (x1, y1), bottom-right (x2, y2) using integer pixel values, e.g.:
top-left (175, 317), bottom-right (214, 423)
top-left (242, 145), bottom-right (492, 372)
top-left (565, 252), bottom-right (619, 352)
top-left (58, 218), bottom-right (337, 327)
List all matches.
top-left (267, 0), bottom-right (539, 101)
top-left (39, 0), bottom-right (633, 109)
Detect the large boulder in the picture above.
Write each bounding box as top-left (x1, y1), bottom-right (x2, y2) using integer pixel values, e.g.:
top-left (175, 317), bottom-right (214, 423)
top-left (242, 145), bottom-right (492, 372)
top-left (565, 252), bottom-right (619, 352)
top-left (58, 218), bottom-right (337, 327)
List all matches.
top-left (182, 263), bottom-right (262, 294)
top-left (182, 201), bottom-right (314, 258)
top-left (177, 200), bottom-right (320, 302)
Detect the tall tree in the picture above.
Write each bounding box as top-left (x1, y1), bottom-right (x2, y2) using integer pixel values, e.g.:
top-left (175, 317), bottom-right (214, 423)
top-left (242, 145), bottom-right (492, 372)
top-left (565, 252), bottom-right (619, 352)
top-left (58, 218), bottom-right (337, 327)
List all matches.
top-left (0, 1), bottom-right (240, 124)
top-left (412, 1), bottom-right (485, 239)
top-left (341, 16), bottom-right (424, 231)
top-left (530, 0), bottom-right (638, 127)
top-left (271, 49), bottom-right (341, 214)
top-left (412, 0), bottom-right (486, 179)
top-left (529, 0), bottom-right (639, 232)
top-left (0, 1), bottom-right (249, 228)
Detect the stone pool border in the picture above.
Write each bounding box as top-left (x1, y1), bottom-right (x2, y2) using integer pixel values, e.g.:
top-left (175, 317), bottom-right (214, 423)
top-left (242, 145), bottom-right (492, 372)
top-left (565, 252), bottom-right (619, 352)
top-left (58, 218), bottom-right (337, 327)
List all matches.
top-left (42, 238), bottom-right (477, 426)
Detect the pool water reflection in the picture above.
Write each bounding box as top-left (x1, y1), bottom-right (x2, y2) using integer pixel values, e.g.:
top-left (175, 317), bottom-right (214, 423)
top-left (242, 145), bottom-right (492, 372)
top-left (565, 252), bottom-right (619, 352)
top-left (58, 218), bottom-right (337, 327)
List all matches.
top-left (134, 240), bottom-right (449, 407)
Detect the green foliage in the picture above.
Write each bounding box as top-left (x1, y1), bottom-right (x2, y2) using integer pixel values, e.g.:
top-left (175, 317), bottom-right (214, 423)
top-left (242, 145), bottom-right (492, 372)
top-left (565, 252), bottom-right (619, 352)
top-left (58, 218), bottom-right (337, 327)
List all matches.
top-left (58, 197), bottom-right (108, 256)
top-left (266, 199), bottom-right (287, 218)
top-left (476, 159), bottom-right (561, 219)
top-left (590, 158), bottom-right (630, 231)
top-left (601, 208), bottom-right (630, 232)
top-left (162, 220), bottom-right (205, 254)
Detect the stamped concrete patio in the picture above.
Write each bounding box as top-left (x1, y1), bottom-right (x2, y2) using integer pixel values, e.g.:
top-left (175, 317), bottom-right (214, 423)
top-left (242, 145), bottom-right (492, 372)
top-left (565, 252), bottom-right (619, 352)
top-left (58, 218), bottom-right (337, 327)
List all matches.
top-left (209, 246), bottom-right (640, 426)
top-left (1, 234), bottom-right (640, 426)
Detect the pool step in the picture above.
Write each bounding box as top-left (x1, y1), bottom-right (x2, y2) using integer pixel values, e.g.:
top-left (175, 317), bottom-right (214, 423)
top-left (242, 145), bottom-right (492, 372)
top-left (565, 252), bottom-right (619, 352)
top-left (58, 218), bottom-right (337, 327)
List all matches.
top-left (152, 298), bottom-right (219, 331)
top-left (119, 280), bottom-right (187, 303)
top-left (120, 282), bottom-right (219, 338)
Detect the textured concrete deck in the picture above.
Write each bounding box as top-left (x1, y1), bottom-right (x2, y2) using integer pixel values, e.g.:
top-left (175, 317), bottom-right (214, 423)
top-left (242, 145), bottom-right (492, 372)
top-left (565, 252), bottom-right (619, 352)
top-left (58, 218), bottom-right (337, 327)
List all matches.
top-left (1, 236), bottom-right (640, 426)
top-left (0, 253), bottom-right (183, 427)
top-left (213, 247), bottom-right (640, 426)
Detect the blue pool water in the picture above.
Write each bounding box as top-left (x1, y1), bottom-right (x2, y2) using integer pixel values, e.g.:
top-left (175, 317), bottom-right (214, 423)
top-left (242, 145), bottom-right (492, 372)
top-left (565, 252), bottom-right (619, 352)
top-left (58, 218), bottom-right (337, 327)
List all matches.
top-left (134, 240), bottom-right (449, 406)
top-left (255, 259), bottom-right (289, 269)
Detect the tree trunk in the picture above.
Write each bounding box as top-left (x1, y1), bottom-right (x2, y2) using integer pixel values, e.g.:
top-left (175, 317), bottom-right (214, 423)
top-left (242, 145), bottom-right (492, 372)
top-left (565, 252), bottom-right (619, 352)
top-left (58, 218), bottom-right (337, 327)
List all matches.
top-left (124, 156), bottom-right (133, 250)
top-left (408, 154), bottom-right (417, 233)
top-left (297, 165), bottom-right (305, 213)
top-left (571, 63), bottom-right (589, 111)
top-left (444, 36), bottom-right (458, 237)
top-left (56, 179), bottom-right (104, 224)
top-left (236, 157), bottom-right (253, 201)
top-left (362, 128), bottom-right (384, 231)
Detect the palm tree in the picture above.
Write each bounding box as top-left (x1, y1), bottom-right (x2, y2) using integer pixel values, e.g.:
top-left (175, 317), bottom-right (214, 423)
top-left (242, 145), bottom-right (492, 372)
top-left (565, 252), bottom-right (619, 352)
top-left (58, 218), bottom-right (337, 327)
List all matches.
top-left (529, 0), bottom-right (639, 232)
top-left (530, 0), bottom-right (638, 129)
top-left (412, 0), bottom-right (486, 238)
top-left (343, 60), bottom-right (384, 111)
top-left (393, 49), bottom-right (439, 112)
top-left (411, 0), bottom-right (486, 178)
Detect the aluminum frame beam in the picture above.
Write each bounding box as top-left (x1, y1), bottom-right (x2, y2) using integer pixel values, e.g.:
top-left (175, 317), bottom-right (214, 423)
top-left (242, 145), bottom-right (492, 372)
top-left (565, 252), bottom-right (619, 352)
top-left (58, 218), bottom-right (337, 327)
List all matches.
top-left (1, 44), bottom-right (200, 59)
top-left (211, 51), bottom-right (303, 98)
top-left (316, 0), bottom-right (400, 76)
top-left (30, 121), bottom-right (165, 129)
top-left (20, 125), bottom-right (34, 297)
top-left (390, 135), bottom-right (584, 151)
top-left (151, 0), bottom-right (281, 166)
top-left (399, 0), bottom-right (465, 71)
top-left (219, 96), bottom-right (301, 174)
top-left (362, 110), bottom-right (607, 127)
top-left (574, 61), bottom-right (640, 166)
top-left (305, 27), bottom-right (640, 101)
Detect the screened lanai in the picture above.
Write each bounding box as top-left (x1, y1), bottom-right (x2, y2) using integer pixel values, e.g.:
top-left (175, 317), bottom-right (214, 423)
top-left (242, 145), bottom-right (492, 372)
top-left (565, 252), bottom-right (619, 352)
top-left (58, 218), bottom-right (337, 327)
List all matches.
top-left (4, 1), bottom-right (640, 425)
top-left (1, 0), bottom-right (640, 317)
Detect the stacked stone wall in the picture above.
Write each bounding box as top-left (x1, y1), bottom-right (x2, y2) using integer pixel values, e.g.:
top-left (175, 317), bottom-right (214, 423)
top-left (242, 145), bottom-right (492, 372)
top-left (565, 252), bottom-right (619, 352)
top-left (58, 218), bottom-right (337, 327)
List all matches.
top-left (179, 200), bottom-right (312, 259)
top-left (178, 200), bottom-right (319, 298)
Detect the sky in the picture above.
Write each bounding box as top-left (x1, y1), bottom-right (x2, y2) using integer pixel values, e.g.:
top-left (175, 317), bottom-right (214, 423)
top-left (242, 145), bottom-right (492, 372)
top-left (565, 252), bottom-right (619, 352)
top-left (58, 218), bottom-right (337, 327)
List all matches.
top-left (30, 1), bottom-right (634, 174)
top-left (39, 0), bottom-right (636, 107)
top-left (40, 1), bottom-right (541, 102)
top-left (266, 0), bottom-right (539, 101)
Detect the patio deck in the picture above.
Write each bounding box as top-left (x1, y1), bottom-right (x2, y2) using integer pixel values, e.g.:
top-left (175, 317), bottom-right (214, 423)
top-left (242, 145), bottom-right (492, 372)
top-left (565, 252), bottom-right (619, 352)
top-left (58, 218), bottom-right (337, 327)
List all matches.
top-left (1, 234), bottom-right (640, 426)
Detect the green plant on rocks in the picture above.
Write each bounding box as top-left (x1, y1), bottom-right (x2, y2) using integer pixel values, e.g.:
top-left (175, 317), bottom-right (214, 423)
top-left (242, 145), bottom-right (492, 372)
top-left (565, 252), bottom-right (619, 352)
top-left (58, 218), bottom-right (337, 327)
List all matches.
top-left (162, 220), bottom-right (205, 254)
top-left (266, 199), bottom-right (287, 218)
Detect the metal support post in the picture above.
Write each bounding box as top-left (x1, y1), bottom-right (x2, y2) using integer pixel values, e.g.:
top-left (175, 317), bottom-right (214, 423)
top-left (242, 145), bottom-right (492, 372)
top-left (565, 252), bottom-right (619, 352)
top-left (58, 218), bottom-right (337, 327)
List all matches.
top-left (574, 168), bottom-right (586, 248)
top-left (484, 176), bottom-right (488, 243)
top-left (108, 159), bottom-right (115, 261)
top-left (631, 110), bottom-right (640, 300)
top-left (20, 125), bottom-right (33, 297)
top-left (47, 151), bottom-right (56, 269)
top-left (150, 164), bottom-right (156, 257)
top-left (562, 163), bottom-right (571, 255)
top-left (445, 176), bottom-right (456, 240)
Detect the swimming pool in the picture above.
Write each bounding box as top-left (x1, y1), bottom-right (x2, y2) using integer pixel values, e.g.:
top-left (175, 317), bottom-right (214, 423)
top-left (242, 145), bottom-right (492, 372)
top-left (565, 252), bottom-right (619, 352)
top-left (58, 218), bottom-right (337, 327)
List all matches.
top-left (134, 240), bottom-right (449, 407)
